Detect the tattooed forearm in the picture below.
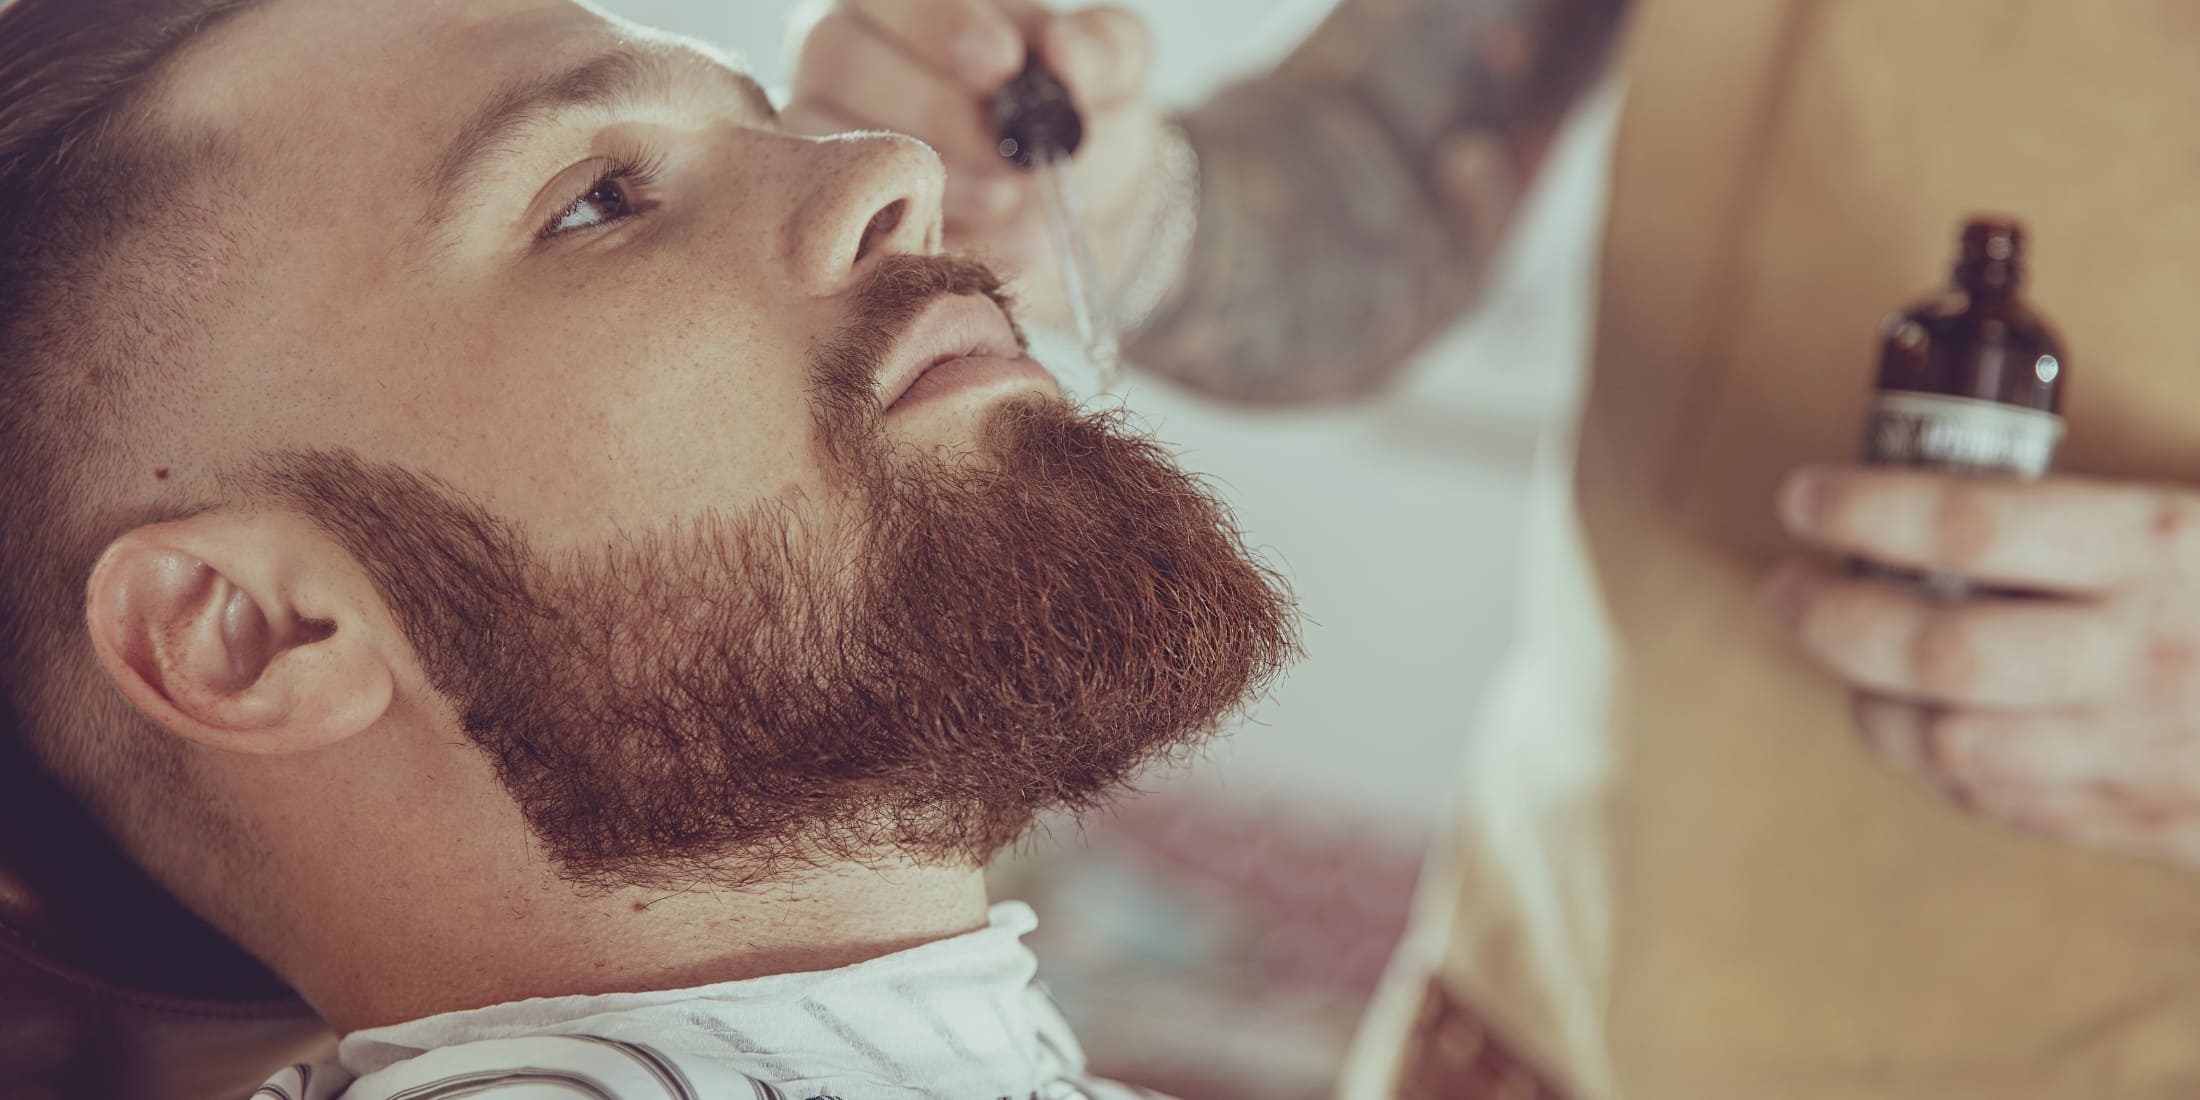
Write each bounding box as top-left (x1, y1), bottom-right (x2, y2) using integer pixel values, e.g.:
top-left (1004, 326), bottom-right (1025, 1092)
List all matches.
top-left (1125, 0), bottom-right (1633, 404)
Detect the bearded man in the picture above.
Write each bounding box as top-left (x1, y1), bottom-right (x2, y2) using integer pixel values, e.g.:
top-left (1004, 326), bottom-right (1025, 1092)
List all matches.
top-left (0, 0), bottom-right (1298, 1096)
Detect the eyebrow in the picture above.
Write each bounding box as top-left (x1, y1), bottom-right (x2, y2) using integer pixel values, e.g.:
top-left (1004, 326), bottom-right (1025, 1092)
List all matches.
top-left (424, 43), bottom-right (777, 230)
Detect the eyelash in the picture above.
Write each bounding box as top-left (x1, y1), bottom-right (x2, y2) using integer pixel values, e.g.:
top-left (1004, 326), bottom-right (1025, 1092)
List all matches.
top-left (538, 151), bottom-right (666, 241)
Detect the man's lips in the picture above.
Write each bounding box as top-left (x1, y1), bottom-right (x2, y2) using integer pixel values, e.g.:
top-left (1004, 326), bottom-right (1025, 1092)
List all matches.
top-left (875, 295), bottom-right (1040, 413)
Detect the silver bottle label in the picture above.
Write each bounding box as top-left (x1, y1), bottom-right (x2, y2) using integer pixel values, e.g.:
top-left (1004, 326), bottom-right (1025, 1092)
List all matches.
top-left (1863, 391), bottom-right (2064, 477)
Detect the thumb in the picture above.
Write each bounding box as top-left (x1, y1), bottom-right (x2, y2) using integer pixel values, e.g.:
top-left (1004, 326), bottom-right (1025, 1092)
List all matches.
top-left (1039, 5), bottom-right (1153, 112)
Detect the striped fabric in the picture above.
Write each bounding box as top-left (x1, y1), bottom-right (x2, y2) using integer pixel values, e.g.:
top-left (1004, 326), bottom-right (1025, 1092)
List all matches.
top-left (253, 903), bottom-right (1168, 1100)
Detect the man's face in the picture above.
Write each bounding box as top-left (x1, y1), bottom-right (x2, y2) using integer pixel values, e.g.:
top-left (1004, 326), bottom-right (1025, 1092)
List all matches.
top-left (161, 0), bottom-right (1015, 535)
top-left (144, 0), bottom-right (1297, 887)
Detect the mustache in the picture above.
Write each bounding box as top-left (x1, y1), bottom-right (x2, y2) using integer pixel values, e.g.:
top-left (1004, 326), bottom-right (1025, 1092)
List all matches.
top-left (811, 253), bottom-right (1025, 396)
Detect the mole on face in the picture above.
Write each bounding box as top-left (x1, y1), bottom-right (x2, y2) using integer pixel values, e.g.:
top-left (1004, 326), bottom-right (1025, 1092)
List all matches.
top-left (154, 468), bottom-right (171, 481)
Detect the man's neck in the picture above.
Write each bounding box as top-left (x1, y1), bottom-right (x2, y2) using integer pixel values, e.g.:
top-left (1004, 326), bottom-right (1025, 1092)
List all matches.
top-left (288, 859), bottom-right (993, 1034)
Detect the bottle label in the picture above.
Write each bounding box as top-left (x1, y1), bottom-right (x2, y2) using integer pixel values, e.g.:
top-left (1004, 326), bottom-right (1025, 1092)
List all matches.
top-left (1863, 392), bottom-right (2064, 477)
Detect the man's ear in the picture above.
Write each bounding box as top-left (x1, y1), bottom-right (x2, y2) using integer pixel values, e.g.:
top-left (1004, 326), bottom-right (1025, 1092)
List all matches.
top-left (84, 511), bottom-right (396, 755)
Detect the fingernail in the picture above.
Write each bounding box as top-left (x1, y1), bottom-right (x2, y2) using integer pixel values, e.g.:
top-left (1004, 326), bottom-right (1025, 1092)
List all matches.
top-left (1780, 470), bottom-right (1824, 533)
top-left (1762, 562), bottom-right (1812, 629)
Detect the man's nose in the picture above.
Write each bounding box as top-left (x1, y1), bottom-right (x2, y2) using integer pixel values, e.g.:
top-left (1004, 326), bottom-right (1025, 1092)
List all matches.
top-left (785, 131), bottom-right (946, 297)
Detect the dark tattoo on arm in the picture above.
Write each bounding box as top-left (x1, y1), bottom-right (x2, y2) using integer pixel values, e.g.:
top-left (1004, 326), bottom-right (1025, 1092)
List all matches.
top-left (1126, 0), bottom-right (1633, 403)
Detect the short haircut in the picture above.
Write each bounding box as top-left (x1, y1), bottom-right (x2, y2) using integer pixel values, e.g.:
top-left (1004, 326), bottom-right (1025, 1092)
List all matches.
top-left (0, 0), bottom-right (269, 802)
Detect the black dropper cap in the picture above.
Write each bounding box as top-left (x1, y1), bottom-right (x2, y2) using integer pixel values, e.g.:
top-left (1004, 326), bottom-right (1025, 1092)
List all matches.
top-left (991, 54), bottom-right (1084, 169)
top-left (1955, 215), bottom-right (2025, 295)
top-left (1960, 217), bottom-right (2024, 264)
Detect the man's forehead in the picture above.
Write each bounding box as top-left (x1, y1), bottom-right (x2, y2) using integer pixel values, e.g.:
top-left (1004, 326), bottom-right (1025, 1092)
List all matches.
top-left (161, 0), bottom-right (618, 165)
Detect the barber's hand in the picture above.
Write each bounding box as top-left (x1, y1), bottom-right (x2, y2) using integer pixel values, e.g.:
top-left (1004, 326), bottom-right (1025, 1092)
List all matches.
top-left (1768, 464), bottom-right (2200, 868)
top-left (784, 0), bottom-right (1163, 318)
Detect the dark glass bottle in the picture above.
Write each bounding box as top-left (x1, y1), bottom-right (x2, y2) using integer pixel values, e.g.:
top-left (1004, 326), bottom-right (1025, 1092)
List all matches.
top-left (1859, 217), bottom-right (2069, 594)
top-left (1864, 217), bottom-right (2068, 477)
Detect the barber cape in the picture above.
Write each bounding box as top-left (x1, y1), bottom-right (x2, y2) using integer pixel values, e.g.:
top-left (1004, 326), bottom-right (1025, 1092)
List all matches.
top-left (251, 902), bottom-right (1164, 1100)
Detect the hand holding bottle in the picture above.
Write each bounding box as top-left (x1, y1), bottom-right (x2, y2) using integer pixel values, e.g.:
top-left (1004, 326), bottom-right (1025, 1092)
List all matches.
top-left (1766, 466), bottom-right (2200, 869)
top-left (1764, 219), bottom-right (2200, 868)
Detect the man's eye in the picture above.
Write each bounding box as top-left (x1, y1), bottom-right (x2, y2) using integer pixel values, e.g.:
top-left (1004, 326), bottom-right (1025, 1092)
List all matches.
top-left (547, 176), bottom-right (638, 238)
top-left (539, 155), bottom-right (662, 241)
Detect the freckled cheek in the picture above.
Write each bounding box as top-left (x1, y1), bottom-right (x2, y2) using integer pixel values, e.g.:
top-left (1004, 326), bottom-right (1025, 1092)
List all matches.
top-left (434, 239), bottom-right (828, 469)
top-left (511, 322), bottom-right (828, 503)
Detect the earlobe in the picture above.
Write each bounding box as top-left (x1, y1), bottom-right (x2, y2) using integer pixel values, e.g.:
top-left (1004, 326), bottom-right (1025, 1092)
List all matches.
top-left (85, 516), bottom-right (395, 756)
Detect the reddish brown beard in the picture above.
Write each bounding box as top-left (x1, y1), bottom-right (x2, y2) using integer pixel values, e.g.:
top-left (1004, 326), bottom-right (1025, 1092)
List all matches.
top-left (259, 255), bottom-right (1299, 891)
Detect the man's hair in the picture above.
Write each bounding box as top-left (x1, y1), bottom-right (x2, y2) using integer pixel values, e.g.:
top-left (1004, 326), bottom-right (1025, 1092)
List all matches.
top-left (0, 0), bottom-right (267, 801)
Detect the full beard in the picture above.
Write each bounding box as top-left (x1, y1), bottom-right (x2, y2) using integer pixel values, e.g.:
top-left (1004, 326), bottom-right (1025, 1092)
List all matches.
top-left (261, 257), bottom-right (1300, 892)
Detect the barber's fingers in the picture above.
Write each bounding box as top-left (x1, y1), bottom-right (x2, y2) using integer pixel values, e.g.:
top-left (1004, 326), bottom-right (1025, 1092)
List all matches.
top-left (786, 0), bottom-right (1161, 279)
top-left (1963, 772), bottom-right (2200, 853)
top-left (1779, 465), bottom-right (2200, 596)
top-left (1038, 6), bottom-right (1153, 111)
top-left (792, 4), bottom-right (1153, 157)
top-left (777, 98), bottom-right (1025, 234)
top-left (1852, 694), bottom-right (2200, 860)
top-left (840, 0), bottom-right (1028, 92)
top-left (790, 9), bottom-right (1011, 172)
top-left (1856, 698), bottom-right (2169, 791)
top-left (1770, 562), bottom-right (2131, 708)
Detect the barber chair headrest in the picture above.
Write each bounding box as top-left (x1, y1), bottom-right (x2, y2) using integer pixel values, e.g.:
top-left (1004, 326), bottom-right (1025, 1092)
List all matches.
top-left (0, 726), bottom-right (331, 1099)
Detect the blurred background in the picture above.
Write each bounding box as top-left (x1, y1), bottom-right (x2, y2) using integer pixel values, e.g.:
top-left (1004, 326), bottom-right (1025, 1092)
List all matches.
top-left (592, 1), bottom-right (1615, 1095)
